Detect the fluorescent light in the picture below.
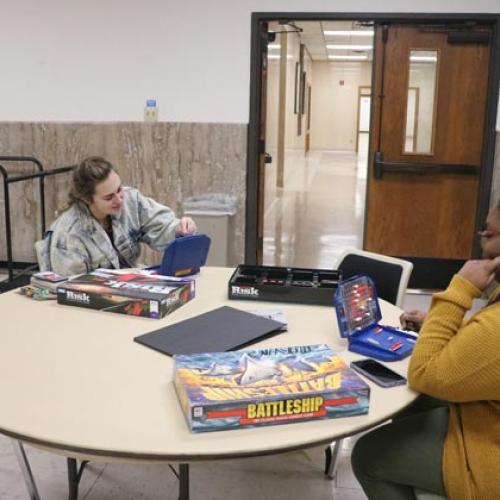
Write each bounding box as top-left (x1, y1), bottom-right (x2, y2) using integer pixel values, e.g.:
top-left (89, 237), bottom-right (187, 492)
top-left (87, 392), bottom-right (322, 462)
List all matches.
top-left (268, 54), bottom-right (293, 60)
top-left (326, 44), bottom-right (372, 50)
top-left (324, 30), bottom-right (374, 36)
top-left (328, 55), bottom-right (368, 61)
top-left (268, 44), bottom-right (281, 50)
top-left (410, 55), bottom-right (437, 62)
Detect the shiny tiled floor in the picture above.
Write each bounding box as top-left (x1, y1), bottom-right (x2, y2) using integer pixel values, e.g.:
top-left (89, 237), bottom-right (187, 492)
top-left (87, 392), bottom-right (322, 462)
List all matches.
top-left (0, 437), bottom-right (363, 500)
top-left (263, 146), bottom-right (368, 269)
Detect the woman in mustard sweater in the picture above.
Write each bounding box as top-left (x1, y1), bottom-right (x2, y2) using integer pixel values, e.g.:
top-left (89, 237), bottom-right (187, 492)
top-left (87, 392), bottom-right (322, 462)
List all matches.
top-left (351, 201), bottom-right (500, 499)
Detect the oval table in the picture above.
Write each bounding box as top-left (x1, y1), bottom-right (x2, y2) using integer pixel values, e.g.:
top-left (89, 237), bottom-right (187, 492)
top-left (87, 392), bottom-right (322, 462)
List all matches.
top-left (0, 267), bottom-right (418, 499)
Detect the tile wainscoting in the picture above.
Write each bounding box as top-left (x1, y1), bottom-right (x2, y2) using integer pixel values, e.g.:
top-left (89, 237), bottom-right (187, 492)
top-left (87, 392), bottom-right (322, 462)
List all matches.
top-left (0, 122), bottom-right (247, 267)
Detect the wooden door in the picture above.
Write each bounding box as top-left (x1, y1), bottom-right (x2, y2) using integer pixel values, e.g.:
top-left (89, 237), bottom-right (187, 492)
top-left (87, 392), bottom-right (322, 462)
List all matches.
top-left (366, 25), bottom-right (491, 270)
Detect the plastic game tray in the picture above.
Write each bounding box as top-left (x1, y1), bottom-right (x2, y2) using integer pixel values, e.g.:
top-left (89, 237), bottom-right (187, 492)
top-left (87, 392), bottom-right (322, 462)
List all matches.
top-left (149, 234), bottom-right (211, 277)
top-left (228, 265), bottom-right (342, 306)
top-left (334, 275), bottom-right (416, 361)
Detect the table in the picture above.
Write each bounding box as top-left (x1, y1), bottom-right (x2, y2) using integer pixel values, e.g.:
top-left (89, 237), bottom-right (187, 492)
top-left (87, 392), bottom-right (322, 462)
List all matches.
top-left (0, 267), bottom-right (418, 499)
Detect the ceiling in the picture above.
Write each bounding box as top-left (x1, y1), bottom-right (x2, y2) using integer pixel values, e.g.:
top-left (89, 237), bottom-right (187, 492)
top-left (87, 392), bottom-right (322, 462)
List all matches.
top-left (269, 20), bottom-right (374, 62)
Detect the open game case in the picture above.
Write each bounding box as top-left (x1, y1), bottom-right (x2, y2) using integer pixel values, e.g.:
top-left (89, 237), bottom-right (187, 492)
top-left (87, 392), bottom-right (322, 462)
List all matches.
top-left (148, 234), bottom-right (211, 277)
top-left (228, 265), bottom-right (342, 305)
top-left (334, 275), bottom-right (416, 361)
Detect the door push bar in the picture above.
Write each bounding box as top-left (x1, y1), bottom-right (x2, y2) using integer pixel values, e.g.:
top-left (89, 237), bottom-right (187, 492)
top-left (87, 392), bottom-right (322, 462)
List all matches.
top-left (373, 151), bottom-right (479, 179)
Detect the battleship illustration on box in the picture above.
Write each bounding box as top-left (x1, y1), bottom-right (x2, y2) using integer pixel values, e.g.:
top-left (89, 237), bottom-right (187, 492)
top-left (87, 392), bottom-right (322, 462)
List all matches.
top-left (174, 343), bottom-right (370, 432)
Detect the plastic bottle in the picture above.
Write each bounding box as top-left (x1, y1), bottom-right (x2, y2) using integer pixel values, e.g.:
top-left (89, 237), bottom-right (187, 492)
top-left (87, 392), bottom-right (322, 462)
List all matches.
top-left (144, 99), bottom-right (159, 122)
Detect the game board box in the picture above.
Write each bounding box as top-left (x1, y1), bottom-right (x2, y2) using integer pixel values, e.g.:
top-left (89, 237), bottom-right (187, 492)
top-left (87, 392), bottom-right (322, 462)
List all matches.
top-left (228, 265), bottom-right (342, 306)
top-left (173, 343), bottom-right (370, 432)
top-left (57, 270), bottom-right (195, 319)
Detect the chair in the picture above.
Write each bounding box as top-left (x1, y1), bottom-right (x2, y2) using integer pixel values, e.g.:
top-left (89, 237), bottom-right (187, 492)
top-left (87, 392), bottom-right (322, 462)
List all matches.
top-left (414, 488), bottom-right (447, 500)
top-left (335, 248), bottom-right (414, 308)
top-left (324, 248), bottom-right (414, 480)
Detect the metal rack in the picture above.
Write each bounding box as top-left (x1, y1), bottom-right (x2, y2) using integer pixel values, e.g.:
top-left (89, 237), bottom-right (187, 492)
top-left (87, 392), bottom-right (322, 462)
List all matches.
top-left (0, 156), bottom-right (74, 292)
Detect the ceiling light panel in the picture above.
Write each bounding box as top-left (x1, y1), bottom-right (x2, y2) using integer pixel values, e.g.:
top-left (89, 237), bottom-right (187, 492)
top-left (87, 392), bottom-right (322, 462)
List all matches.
top-left (326, 44), bottom-right (373, 50)
top-left (324, 30), bottom-right (374, 36)
top-left (328, 55), bottom-right (368, 61)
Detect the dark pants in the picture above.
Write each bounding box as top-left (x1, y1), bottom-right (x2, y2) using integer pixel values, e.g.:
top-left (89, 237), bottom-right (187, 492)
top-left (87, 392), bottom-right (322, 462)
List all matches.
top-left (351, 396), bottom-right (449, 499)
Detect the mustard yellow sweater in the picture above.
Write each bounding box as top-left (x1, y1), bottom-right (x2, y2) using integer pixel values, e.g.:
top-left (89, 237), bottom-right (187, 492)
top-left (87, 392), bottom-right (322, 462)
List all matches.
top-left (408, 274), bottom-right (500, 500)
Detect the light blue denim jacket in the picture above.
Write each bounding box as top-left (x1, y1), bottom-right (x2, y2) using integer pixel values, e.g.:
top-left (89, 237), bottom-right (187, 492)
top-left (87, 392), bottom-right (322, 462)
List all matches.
top-left (35, 187), bottom-right (180, 277)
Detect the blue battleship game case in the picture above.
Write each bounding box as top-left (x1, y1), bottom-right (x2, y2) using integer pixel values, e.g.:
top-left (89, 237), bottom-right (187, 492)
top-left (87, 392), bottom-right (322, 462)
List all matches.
top-left (334, 275), bottom-right (416, 361)
top-left (150, 234), bottom-right (211, 277)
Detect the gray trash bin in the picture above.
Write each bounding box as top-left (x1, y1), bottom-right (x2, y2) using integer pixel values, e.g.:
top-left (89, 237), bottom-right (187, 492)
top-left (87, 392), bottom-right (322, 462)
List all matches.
top-left (183, 194), bottom-right (237, 267)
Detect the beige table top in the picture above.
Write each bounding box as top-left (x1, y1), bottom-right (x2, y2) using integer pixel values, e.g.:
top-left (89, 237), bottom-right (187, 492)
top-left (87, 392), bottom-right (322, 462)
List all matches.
top-left (0, 267), bottom-right (418, 463)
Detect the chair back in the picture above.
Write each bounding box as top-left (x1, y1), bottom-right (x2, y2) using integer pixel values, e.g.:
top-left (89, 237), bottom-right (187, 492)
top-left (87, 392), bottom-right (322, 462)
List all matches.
top-left (336, 249), bottom-right (413, 308)
top-left (414, 488), bottom-right (447, 500)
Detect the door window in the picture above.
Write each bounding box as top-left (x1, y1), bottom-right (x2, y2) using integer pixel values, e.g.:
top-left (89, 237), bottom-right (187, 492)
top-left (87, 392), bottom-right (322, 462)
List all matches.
top-left (403, 49), bottom-right (438, 155)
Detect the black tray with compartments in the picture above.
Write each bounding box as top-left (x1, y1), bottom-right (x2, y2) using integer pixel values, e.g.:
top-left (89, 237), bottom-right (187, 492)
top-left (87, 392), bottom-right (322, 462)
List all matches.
top-left (228, 265), bottom-right (342, 306)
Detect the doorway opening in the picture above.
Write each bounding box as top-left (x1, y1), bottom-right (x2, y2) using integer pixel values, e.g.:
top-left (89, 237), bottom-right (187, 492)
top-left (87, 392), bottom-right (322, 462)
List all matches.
top-left (247, 13), bottom-right (500, 289)
top-left (262, 20), bottom-right (373, 269)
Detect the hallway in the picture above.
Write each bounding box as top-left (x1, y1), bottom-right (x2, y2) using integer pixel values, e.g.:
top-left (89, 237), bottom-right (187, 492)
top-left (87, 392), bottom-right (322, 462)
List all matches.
top-left (263, 147), bottom-right (368, 269)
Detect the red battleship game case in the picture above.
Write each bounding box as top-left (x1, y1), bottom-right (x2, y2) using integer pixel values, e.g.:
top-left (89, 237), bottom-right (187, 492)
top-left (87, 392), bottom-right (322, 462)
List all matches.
top-left (334, 275), bottom-right (416, 361)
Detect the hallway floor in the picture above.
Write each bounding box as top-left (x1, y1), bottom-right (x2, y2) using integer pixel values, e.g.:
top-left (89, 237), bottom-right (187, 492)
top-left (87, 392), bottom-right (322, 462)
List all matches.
top-left (263, 148), bottom-right (367, 269)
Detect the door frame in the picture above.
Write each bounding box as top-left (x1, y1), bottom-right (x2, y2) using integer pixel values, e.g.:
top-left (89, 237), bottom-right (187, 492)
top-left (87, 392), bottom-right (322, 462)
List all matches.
top-left (246, 12), bottom-right (500, 270)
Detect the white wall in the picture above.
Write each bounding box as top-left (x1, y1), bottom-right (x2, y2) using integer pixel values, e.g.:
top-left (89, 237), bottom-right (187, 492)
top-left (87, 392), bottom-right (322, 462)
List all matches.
top-left (311, 61), bottom-right (371, 150)
top-left (1, 0), bottom-right (499, 123)
top-left (284, 33), bottom-right (301, 149)
top-left (265, 55), bottom-right (280, 151)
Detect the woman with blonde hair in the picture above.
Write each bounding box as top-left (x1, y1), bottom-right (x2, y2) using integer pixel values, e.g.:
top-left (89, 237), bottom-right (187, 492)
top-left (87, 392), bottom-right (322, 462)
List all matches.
top-left (36, 156), bottom-right (196, 276)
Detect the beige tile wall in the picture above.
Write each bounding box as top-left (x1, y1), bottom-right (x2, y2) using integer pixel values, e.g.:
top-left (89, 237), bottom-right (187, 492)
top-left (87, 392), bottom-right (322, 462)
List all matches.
top-left (0, 124), bottom-right (499, 269)
top-left (0, 122), bottom-right (247, 266)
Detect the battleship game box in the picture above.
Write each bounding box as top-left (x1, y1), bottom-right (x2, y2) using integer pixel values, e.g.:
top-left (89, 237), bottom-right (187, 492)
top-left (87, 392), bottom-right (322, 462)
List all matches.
top-left (228, 265), bottom-right (342, 306)
top-left (56, 270), bottom-right (195, 319)
top-left (173, 343), bottom-right (370, 432)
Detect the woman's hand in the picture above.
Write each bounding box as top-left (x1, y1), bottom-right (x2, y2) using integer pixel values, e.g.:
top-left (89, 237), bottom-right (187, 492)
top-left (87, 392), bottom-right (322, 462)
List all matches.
top-left (176, 216), bottom-right (197, 236)
top-left (459, 256), bottom-right (500, 291)
top-left (399, 309), bottom-right (426, 332)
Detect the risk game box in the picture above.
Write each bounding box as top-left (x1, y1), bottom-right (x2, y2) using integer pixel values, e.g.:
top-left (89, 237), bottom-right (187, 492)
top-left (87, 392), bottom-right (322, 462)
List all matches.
top-left (173, 343), bottom-right (370, 432)
top-left (56, 270), bottom-right (195, 319)
top-left (228, 265), bottom-right (342, 306)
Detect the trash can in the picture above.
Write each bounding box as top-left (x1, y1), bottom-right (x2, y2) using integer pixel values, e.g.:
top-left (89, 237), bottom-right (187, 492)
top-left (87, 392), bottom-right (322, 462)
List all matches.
top-left (182, 194), bottom-right (237, 266)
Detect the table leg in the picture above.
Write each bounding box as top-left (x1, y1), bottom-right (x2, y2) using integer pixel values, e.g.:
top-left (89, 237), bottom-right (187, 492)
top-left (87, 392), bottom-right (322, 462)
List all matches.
top-left (178, 463), bottom-right (189, 500)
top-left (12, 441), bottom-right (40, 500)
top-left (67, 458), bottom-right (78, 500)
top-left (324, 440), bottom-right (341, 479)
top-left (67, 458), bottom-right (89, 500)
